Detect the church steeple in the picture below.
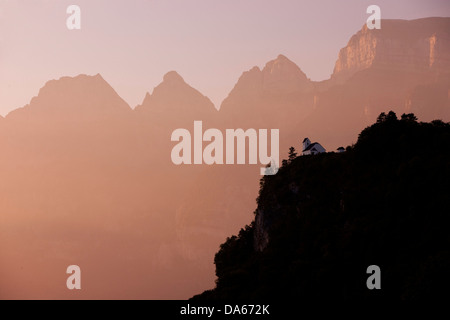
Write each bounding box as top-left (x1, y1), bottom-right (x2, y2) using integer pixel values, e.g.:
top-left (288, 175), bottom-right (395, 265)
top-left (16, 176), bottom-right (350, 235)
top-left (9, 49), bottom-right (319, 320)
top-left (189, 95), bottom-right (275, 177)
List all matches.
top-left (302, 137), bottom-right (311, 152)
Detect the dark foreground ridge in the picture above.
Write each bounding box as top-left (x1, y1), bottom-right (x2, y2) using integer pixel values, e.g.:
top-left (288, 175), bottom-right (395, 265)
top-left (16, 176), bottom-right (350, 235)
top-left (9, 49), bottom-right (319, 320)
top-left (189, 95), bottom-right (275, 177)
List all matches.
top-left (193, 112), bottom-right (450, 300)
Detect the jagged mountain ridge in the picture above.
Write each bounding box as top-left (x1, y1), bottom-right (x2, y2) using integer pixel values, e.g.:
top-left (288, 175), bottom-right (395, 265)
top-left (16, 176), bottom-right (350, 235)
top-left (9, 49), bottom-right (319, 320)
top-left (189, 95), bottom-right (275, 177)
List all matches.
top-left (3, 18), bottom-right (449, 144)
top-left (0, 17), bottom-right (449, 299)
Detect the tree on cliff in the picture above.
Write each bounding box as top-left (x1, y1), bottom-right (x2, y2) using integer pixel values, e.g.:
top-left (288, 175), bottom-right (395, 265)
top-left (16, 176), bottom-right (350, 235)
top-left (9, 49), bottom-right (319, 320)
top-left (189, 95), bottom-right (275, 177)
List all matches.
top-left (288, 147), bottom-right (297, 162)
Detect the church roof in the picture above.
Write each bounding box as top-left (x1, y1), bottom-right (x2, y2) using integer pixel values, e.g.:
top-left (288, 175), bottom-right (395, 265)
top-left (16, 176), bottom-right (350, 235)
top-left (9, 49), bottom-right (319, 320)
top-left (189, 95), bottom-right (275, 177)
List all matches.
top-left (303, 142), bottom-right (319, 151)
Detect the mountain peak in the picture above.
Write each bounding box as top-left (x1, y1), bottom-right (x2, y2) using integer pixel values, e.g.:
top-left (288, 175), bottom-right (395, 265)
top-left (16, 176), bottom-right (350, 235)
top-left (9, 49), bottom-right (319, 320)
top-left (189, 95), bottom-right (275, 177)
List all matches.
top-left (261, 55), bottom-right (309, 84)
top-left (163, 71), bottom-right (184, 83)
top-left (249, 66), bottom-right (261, 73)
top-left (276, 54), bottom-right (289, 61)
top-left (220, 54), bottom-right (313, 114)
top-left (7, 74), bottom-right (131, 120)
top-left (135, 71), bottom-right (216, 116)
top-left (269, 54), bottom-right (295, 65)
top-left (38, 73), bottom-right (113, 96)
top-left (94, 73), bottom-right (106, 81)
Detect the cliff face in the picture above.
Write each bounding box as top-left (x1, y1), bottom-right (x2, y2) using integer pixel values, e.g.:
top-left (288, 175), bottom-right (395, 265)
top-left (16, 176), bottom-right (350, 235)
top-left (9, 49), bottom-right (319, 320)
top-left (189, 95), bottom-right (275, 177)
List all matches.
top-left (332, 18), bottom-right (450, 82)
top-left (294, 18), bottom-right (450, 151)
top-left (254, 208), bottom-right (270, 252)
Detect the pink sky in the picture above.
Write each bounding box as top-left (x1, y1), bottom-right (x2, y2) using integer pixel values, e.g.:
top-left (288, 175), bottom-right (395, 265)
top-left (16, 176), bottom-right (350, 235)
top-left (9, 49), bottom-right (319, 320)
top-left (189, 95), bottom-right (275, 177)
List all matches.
top-left (0, 0), bottom-right (449, 116)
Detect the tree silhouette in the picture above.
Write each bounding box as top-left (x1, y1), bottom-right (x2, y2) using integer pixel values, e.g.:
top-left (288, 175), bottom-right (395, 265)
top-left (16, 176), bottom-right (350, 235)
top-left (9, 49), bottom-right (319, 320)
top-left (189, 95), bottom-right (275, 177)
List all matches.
top-left (376, 112), bottom-right (387, 123)
top-left (288, 147), bottom-right (297, 162)
top-left (377, 111), bottom-right (398, 123)
top-left (386, 110), bottom-right (397, 121)
top-left (401, 113), bottom-right (418, 122)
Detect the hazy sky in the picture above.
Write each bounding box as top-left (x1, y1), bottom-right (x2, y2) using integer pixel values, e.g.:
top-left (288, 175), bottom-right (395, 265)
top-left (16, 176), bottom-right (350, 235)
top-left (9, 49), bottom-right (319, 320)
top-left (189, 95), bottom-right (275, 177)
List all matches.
top-left (0, 0), bottom-right (449, 116)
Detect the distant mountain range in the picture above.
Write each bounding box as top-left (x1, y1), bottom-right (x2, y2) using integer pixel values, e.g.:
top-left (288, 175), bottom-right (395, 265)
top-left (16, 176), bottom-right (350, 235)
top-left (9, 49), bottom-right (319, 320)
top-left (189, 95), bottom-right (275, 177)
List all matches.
top-left (0, 17), bottom-right (449, 299)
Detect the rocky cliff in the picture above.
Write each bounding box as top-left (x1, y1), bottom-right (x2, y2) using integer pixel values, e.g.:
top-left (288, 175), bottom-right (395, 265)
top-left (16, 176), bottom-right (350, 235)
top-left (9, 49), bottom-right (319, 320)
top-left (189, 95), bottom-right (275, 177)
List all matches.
top-left (332, 18), bottom-right (450, 83)
top-left (195, 115), bottom-right (450, 300)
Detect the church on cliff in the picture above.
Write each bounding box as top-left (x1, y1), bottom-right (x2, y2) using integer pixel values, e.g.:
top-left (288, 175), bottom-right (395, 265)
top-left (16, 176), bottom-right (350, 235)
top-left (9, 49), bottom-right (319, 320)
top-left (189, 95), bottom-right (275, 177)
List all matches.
top-left (302, 138), bottom-right (326, 155)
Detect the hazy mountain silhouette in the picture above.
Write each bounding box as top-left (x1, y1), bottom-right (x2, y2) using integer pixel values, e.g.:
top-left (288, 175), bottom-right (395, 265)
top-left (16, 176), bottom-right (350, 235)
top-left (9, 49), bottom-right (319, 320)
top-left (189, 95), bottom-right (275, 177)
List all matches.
top-left (8, 74), bottom-right (131, 120)
top-left (220, 54), bottom-right (314, 130)
top-left (136, 71), bottom-right (216, 117)
top-left (0, 17), bottom-right (449, 299)
top-left (134, 71), bottom-right (219, 169)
